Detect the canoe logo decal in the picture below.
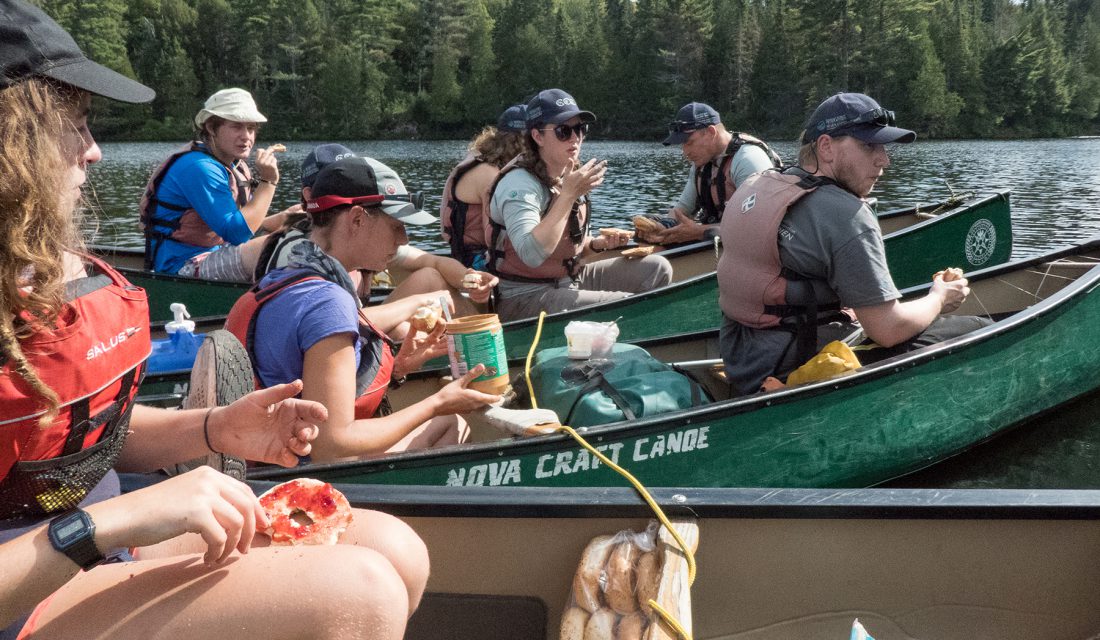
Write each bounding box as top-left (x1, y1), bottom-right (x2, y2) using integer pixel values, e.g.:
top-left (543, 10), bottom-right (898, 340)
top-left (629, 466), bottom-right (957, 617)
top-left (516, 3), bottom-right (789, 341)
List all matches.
top-left (444, 426), bottom-right (711, 487)
top-left (965, 218), bottom-right (996, 266)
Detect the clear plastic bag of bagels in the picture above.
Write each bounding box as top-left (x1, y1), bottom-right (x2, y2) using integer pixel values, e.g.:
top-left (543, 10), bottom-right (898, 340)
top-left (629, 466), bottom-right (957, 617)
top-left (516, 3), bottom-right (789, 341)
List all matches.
top-left (559, 521), bottom-right (662, 640)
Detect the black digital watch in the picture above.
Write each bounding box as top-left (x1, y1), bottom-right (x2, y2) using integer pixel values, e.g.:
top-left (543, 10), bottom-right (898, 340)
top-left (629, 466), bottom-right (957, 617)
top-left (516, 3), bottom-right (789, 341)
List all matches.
top-left (47, 508), bottom-right (106, 571)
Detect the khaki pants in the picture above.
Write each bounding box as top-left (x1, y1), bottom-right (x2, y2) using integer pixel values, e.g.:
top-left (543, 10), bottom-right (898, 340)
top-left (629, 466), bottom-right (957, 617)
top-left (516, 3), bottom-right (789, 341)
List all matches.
top-left (496, 254), bottom-right (673, 322)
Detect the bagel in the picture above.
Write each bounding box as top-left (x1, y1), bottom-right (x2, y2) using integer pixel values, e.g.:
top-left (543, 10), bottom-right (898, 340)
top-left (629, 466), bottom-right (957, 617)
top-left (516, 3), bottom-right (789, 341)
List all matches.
top-left (604, 541), bottom-right (639, 614)
top-left (560, 607), bottom-right (590, 640)
top-left (599, 227), bottom-right (635, 239)
top-left (259, 478), bottom-right (353, 546)
top-left (934, 267), bottom-right (964, 282)
top-left (583, 608), bottom-right (617, 640)
top-left (410, 304), bottom-right (442, 333)
top-left (462, 272), bottom-right (483, 289)
top-left (269, 143), bottom-right (287, 153)
top-left (634, 549), bottom-right (662, 611)
top-left (573, 534), bottom-right (616, 612)
top-left (632, 216), bottom-right (664, 235)
top-left (616, 612), bottom-right (647, 640)
top-left (621, 245), bottom-right (657, 259)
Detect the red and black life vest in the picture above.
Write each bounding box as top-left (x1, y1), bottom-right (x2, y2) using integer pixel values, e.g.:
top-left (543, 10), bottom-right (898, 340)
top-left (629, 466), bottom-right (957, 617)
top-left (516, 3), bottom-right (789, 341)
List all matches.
top-left (0, 258), bottom-right (149, 518)
top-left (694, 133), bottom-right (782, 225)
top-left (440, 155), bottom-right (493, 269)
top-left (487, 158), bottom-right (590, 284)
top-left (138, 142), bottom-right (254, 270)
top-left (224, 269), bottom-right (395, 419)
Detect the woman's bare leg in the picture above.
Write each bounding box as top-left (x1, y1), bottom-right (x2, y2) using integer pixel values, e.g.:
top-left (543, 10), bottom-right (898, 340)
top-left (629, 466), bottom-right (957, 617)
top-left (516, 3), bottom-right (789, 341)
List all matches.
top-left (138, 507), bottom-right (429, 614)
top-left (28, 544), bottom-right (408, 640)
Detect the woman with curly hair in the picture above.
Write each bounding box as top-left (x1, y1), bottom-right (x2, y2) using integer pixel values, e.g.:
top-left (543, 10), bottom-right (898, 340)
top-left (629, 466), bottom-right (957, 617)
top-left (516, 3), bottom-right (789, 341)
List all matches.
top-left (0, 2), bottom-right (426, 638)
top-left (486, 89), bottom-right (673, 321)
top-left (439, 104), bottom-right (529, 269)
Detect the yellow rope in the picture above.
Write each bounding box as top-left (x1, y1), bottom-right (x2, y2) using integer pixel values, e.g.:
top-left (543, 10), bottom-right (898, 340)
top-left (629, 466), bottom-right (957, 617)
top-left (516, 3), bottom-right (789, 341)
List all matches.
top-left (524, 310), bottom-right (696, 640)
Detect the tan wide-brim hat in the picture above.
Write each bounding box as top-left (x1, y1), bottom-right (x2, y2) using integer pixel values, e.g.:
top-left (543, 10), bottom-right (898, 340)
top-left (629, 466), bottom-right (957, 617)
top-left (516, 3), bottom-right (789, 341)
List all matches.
top-left (194, 88), bottom-right (267, 128)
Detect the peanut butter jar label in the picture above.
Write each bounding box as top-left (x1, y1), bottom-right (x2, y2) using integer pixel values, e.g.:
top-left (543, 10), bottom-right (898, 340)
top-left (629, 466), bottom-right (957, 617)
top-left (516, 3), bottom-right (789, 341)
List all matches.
top-left (447, 327), bottom-right (508, 382)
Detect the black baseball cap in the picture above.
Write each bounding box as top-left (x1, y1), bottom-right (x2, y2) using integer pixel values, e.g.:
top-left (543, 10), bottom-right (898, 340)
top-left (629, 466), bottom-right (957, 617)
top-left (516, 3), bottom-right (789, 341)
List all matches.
top-left (524, 89), bottom-right (595, 127)
top-left (0, 0), bottom-right (154, 103)
top-left (663, 102), bottom-right (721, 145)
top-left (802, 93), bottom-right (916, 145)
top-left (497, 104), bottom-right (527, 133)
top-left (308, 157), bottom-right (434, 225)
top-left (301, 144), bottom-right (357, 188)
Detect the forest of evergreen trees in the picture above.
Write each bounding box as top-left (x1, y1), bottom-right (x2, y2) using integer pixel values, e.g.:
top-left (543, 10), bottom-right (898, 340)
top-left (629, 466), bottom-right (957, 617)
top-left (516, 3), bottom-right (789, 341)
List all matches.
top-left (38, 0), bottom-right (1100, 141)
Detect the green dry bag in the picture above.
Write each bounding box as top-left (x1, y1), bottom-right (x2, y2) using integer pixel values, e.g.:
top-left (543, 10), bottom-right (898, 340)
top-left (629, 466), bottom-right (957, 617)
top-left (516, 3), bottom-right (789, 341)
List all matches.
top-left (525, 344), bottom-right (708, 428)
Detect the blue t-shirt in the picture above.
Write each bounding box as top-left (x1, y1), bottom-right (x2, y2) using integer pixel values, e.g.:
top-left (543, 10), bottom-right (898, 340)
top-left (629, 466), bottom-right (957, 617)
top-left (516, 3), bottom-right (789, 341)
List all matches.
top-left (251, 272), bottom-right (361, 388)
top-left (150, 150), bottom-right (254, 273)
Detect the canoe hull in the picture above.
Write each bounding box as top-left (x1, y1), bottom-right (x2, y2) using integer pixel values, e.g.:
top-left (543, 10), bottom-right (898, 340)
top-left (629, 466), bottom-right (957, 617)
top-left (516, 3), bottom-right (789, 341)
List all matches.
top-left (250, 483), bottom-right (1100, 640)
top-left (250, 241), bottom-right (1100, 488)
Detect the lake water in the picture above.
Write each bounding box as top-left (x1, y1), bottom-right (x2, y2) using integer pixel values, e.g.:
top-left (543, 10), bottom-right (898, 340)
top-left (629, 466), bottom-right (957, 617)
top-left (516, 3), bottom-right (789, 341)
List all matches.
top-left (85, 138), bottom-right (1100, 489)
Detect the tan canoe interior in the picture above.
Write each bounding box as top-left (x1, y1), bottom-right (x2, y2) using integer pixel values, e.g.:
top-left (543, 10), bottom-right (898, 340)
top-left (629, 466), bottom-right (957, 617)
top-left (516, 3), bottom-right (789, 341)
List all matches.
top-left (404, 512), bottom-right (1100, 640)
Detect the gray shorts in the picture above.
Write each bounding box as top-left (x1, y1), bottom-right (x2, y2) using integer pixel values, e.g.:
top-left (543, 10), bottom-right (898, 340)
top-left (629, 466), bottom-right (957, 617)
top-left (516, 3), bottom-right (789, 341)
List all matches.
top-left (176, 245), bottom-right (252, 282)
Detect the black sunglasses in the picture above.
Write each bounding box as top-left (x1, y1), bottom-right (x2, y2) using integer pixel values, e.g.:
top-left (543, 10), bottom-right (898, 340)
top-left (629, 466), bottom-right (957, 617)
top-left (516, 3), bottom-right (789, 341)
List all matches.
top-left (545, 122), bottom-right (590, 141)
top-left (847, 107), bottom-right (895, 127)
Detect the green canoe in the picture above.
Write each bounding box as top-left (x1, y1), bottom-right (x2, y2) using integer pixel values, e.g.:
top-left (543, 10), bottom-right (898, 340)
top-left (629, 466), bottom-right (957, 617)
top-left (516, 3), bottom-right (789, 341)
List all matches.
top-left (244, 238), bottom-right (1100, 488)
top-left (97, 191), bottom-right (1010, 328)
top-left (133, 191), bottom-right (1011, 404)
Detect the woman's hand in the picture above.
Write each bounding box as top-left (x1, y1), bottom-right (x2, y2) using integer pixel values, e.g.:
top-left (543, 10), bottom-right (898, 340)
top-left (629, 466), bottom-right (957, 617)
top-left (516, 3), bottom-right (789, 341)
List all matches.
top-left (393, 322), bottom-right (449, 378)
top-left (206, 380), bottom-right (327, 467)
top-left (430, 365), bottom-right (503, 416)
top-left (90, 467), bottom-right (267, 565)
top-left (560, 159), bottom-right (607, 199)
top-left (460, 269), bottom-right (498, 304)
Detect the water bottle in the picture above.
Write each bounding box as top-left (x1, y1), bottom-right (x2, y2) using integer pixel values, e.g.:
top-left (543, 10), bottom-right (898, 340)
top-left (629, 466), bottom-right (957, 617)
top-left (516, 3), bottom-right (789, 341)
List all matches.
top-left (147, 303), bottom-right (206, 374)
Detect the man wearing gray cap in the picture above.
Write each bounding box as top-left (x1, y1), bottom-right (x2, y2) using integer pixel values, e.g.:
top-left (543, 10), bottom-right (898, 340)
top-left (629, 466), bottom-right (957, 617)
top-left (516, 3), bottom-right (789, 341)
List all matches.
top-left (716, 92), bottom-right (987, 395)
top-left (139, 87), bottom-right (282, 282)
top-left (642, 102), bottom-right (780, 245)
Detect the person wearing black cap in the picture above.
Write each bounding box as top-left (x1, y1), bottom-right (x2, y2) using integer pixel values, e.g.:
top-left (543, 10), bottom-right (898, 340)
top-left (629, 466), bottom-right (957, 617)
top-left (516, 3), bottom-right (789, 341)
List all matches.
top-left (642, 102), bottom-right (780, 245)
top-left (440, 104), bottom-right (528, 270)
top-left (0, 2), bottom-right (426, 638)
top-left (225, 156), bottom-right (501, 463)
top-left (487, 89), bottom-right (674, 321)
top-left (137, 85), bottom-right (283, 282)
top-left (254, 146), bottom-right (498, 334)
top-left (715, 92), bottom-right (988, 395)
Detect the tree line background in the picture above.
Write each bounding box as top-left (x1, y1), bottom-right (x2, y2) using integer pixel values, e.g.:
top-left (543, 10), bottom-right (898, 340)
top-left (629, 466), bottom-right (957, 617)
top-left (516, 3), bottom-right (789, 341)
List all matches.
top-left (37, 0), bottom-right (1100, 141)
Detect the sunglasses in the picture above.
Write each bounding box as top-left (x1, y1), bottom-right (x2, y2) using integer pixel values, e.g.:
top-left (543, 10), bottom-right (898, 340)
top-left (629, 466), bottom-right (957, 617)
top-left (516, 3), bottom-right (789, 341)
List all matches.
top-left (386, 191), bottom-right (425, 210)
top-left (545, 122), bottom-right (590, 141)
top-left (667, 120), bottom-right (706, 134)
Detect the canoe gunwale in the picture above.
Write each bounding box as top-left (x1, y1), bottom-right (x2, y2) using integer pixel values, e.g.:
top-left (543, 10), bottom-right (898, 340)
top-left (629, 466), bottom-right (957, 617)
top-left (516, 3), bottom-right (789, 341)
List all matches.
top-left (115, 472), bottom-right (1100, 519)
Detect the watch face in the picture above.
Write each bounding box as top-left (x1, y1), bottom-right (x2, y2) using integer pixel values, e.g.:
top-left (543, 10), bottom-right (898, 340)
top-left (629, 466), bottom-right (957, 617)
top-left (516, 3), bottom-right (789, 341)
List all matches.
top-left (53, 515), bottom-right (86, 544)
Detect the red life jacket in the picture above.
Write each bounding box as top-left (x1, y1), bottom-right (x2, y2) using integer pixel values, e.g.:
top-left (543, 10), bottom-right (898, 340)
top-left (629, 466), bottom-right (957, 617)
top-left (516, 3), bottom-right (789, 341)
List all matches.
top-left (224, 270), bottom-right (395, 419)
top-left (694, 133), bottom-right (782, 225)
top-left (440, 154), bottom-right (494, 268)
top-left (0, 258), bottom-right (149, 518)
top-left (487, 158), bottom-right (589, 283)
top-left (138, 142), bottom-right (254, 270)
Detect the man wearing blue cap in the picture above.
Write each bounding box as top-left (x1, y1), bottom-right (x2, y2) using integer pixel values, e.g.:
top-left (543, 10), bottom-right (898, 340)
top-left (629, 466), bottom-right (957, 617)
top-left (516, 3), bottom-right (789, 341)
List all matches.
top-left (642, 102), bottom-right (780, 245)
top-left (715, 92), bottom-right (987, 395)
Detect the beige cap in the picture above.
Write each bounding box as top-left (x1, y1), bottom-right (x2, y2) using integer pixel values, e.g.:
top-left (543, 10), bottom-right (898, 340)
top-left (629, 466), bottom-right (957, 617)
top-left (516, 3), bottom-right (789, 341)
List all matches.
top-left (194, 88), bottom-right (267, 128)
